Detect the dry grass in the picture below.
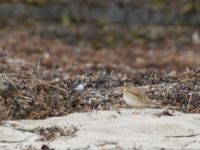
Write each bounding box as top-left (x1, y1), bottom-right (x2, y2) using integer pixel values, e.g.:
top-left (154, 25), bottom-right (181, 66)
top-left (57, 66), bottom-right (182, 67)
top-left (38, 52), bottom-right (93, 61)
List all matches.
top-left (0, 60), bottom-right (199, 121)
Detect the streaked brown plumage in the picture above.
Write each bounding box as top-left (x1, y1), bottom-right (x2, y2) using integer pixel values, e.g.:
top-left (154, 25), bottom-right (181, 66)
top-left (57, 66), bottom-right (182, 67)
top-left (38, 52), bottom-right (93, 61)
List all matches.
top-left (123, 85), bottom-right (160, 108)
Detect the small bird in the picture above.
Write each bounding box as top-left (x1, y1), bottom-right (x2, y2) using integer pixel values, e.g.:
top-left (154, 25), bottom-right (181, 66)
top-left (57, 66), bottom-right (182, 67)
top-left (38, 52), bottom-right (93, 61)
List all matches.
top-left (123, 84), bottom-right (161, 108)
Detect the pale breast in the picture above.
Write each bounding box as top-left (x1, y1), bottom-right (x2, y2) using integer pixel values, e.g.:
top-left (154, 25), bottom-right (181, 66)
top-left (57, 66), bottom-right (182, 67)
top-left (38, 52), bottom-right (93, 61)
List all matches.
top-left (123, 92), bottom-right (144, 107)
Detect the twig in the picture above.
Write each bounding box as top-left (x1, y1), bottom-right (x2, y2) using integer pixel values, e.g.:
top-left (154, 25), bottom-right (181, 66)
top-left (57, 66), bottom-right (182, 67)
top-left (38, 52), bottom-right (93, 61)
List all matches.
top-left (166, 133), bottom-right (200, 138)
top-left (38, 80), bottom-right (66, 92)
top-left (0, 135), bottom-right (32, 143)
top-left (33, 61), bottom-right (40, 101)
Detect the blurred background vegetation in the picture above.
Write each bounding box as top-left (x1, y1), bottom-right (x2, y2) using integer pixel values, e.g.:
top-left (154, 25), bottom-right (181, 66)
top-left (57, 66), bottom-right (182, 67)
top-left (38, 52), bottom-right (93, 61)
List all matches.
top-left (1, 0), bottom-right (200, 122)
top-left (0, 0), bottom-right (200, 49)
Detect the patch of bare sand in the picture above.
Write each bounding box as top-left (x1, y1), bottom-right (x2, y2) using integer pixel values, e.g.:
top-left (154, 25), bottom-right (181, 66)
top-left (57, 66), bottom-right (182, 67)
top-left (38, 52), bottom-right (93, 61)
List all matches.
top-left (1, 109), bottom-right (200, 150)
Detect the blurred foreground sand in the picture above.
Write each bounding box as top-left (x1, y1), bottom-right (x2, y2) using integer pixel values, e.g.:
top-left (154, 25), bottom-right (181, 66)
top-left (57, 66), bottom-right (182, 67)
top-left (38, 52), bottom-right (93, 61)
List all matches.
top-left (1, 108), bottom-right (200, 150)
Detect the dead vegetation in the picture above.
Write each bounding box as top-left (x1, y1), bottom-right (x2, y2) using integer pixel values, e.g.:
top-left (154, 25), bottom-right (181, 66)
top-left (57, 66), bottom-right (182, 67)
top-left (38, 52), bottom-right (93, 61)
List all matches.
top-left (0, 24), bottom-right (200, 121)
top-left (0, 55), bottom-right (199, 121)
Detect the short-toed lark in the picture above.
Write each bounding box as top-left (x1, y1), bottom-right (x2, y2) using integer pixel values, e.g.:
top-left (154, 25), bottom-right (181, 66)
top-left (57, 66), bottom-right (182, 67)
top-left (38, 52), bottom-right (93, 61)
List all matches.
top-left (123, 84), bottom-right (160, 108)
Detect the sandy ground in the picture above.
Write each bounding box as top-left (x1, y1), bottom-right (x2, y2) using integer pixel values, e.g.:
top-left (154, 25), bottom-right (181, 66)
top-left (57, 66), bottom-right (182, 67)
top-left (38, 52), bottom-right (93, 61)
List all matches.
top-left (0, 109), bottom-right (200, 150)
